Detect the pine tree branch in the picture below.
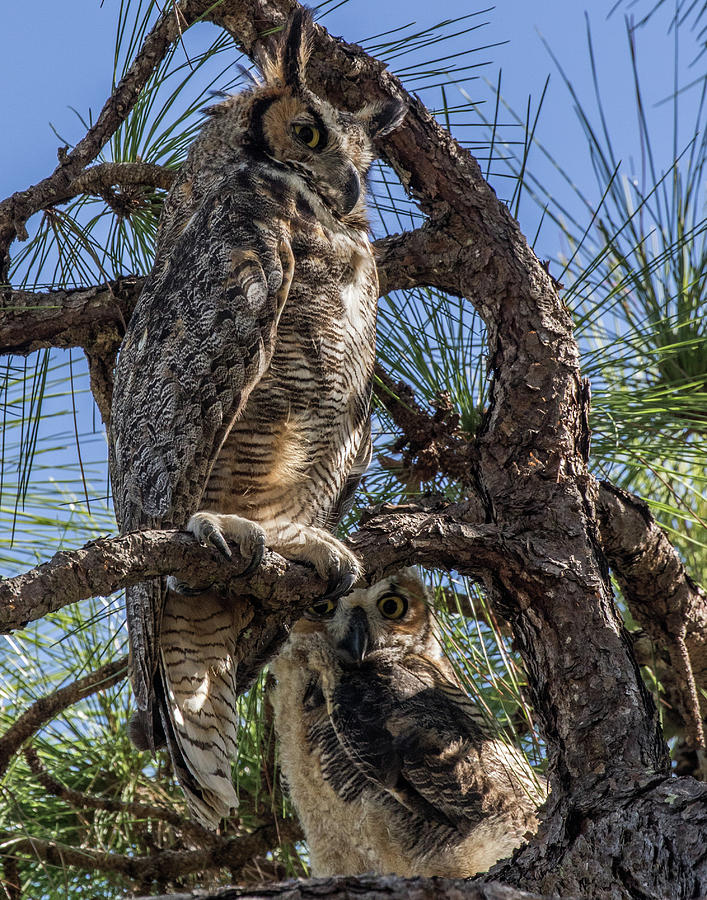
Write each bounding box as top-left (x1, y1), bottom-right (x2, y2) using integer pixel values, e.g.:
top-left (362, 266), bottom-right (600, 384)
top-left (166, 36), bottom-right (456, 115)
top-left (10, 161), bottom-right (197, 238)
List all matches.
top-left (597, 481), bottom-right (707, 763)
top-left (64, 163), bottom-right (176, 203)
top-left (0, 277), bottom-right (142, 356)
top-left (22, 745), bottom-right (216, 847)
top-left (0, 823), bottom-right (300, 884)
top-left (374, 221), bottom-right (464, 296)
top-left (0, 0), bottom-right (216, 276)
top-left (0, 506), bottom-right (506, 637)
top-left (0, 657), bottom-right (127, 778)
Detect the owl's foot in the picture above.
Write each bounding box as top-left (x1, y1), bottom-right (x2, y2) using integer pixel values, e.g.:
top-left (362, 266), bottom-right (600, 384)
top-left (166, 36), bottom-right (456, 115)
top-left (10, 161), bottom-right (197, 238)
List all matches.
top-left (186, 512), bottom-right (266, 575)
top-left (265, 522), bottom-right (362, 600)
top-left (179, 513), bottom-right (360, 598)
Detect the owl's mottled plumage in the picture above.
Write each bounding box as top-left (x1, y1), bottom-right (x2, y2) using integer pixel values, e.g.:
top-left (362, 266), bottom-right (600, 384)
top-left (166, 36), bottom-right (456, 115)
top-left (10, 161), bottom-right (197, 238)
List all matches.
top-left (109, 10), bottom-right (404, 827)
top-left (270, 570), bottom-right (546, 876)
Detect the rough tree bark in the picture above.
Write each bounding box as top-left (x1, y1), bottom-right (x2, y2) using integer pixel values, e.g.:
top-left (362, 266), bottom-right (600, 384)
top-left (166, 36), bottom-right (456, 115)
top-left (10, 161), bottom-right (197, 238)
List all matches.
top-left (1, 2), bottom-right (706, 898)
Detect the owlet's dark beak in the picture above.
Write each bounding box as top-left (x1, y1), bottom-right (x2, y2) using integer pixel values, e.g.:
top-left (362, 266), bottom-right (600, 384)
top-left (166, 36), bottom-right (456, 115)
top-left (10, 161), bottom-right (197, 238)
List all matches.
top-left (336, 605), bottom-right (370, 664)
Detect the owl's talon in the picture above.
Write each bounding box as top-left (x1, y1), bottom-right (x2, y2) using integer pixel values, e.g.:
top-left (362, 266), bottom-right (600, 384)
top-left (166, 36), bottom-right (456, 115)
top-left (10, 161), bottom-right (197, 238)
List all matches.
top-left (167, 576), bottom-right (212, 596)
top-left (322, 570), bottom-right (356, 602)
top-left (237, 536), bottom-right (265, 577)
top-left (208, 528), bottom-right (233, 560)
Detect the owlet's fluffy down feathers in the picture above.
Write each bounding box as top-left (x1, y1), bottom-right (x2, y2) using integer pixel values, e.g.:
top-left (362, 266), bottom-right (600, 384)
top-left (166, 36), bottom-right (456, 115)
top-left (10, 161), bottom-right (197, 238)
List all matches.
top-left (270, 570), bottom-right (546, 877)
top-left (109, 9), bottom-right (404, 827)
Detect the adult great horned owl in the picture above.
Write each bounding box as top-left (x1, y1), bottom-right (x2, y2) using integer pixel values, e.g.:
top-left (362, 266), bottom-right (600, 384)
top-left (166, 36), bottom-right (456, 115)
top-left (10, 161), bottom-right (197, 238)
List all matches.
top-left (109, 9), bottom-right (404, 827)
top-left (270, 570), bottom-right (546, 876)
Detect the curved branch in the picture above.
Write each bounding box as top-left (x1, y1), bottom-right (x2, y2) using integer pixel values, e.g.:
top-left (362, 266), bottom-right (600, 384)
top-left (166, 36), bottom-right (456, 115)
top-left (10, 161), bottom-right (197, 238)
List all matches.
top-left (597, 482), bottom-right (707, 665)
top-left (0, 823), bottom-right (300, 884)
top-left (597, 481), bottom-right (707, 749)
top-left (0, 657), bottom-right (127, 778)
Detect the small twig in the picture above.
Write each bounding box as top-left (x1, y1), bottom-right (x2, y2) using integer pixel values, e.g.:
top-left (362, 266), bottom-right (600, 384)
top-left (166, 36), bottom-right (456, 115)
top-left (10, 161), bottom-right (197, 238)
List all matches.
top-left (1, 819), bottom-right (304, 885)
top-left (22, 745), bottom-right (216, 847)
top-left (0, 855), bottom-right (20, 900)
top-left (0, 657), bottom-right (127, 778)
top-left (66, 162), bottom-right (176, 204)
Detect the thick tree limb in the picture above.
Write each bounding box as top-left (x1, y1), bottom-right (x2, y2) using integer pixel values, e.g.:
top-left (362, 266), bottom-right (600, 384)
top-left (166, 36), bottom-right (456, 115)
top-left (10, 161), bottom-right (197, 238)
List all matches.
top-left (597, 481), bottom-right (707, 762)
top-left (136, 876), bottom-right (548, 900)
top-left (0, 504), bottom-right (504, 636)
top-left (491, 773), bottom-right (707, 896)
top-left (0, 277), bottom-right (142, 356)
top-left (0, 657), bottom-right (127, 778)
top-left (374, 371), bottom-right (707, 706)
top-left (597, 481), bottom-right (707, 690)
top-left (374, 221), bottom-right (464, 296)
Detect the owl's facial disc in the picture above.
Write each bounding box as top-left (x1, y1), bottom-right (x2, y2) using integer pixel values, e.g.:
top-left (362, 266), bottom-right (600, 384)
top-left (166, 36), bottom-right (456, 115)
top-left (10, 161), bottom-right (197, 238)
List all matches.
top-left (247, 91), bottom-right (371, 219)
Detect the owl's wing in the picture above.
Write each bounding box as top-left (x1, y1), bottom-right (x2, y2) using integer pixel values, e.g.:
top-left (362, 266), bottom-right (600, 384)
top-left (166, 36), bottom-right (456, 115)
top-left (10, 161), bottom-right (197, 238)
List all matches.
top-left (328, 657), bottom-right (536, 831)
top-left (110, 185), bottom-right (293, 744)
top-left (110, 188), bottom-right (293, 531)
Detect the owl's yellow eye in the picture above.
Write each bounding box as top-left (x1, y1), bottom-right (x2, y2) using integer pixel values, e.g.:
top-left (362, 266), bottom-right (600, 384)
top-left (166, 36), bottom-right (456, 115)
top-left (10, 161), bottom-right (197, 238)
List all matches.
top-left (293, 123), bottom-right (321, 149)
top-left (377, 593), bottom-right (408, 620)
top-left (305, 598), bottom-right (337, 619)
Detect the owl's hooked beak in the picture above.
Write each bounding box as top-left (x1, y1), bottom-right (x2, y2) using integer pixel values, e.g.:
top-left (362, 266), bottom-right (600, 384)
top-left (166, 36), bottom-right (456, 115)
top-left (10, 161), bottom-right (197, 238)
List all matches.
top-left (336, 605), bottom-right (370, 665)
top-left (320, 159), bottom-right (360, 217)
top-left (339, 164), bottom-right (361, 216)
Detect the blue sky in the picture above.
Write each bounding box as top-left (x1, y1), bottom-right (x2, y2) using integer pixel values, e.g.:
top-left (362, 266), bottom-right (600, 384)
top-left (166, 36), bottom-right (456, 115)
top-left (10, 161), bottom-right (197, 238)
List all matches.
top-left (1, 0), bottom-right (696, 255)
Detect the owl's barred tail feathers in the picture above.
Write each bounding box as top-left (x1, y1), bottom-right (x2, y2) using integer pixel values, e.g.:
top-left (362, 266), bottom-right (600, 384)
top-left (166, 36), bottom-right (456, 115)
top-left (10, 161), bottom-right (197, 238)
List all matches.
top-left (161, 587), bottom-right (242, 828)
top-left (128, 582), bottom-right (241, 829)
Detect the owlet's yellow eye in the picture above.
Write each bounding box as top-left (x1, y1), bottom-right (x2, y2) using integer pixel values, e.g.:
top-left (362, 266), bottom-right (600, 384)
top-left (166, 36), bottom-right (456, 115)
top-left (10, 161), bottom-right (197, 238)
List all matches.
top-left (305, 598), bottom-right (337, 619)
top-left (293, 123), bottom-right (321, 149)
top-left (377, 593), bottom-right (408, 620)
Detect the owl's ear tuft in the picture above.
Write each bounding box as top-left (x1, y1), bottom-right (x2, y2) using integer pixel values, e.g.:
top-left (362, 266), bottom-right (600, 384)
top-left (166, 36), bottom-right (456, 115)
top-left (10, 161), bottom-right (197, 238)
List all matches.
top-left (361, 99), bottom-right (407, 139)
top-left (282, 7), bottom-right (315, 91)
